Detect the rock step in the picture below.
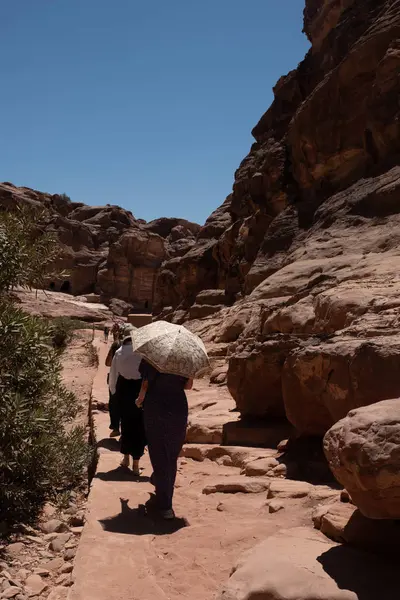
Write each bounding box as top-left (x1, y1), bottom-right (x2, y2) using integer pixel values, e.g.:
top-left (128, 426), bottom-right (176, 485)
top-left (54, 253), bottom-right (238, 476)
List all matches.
top-left (189, 304), bottom-right (225, 320)
top-left (195, 289), bottom-right (228, 306)
top-left (181, 444), bottom-right (277, 470)
top-left (203, 478), bottom-right (271, 495)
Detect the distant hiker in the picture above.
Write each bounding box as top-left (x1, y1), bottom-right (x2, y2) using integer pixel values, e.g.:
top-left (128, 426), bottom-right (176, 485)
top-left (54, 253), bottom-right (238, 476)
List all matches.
top-left (103, 325), bottom-right (110, 343)
top-left (105, 324), bottom-right (135, 436)
top-left (105, 337), bottom-right (123, 437)
top-left (109, 330), bottom-right (145, 475)
top-left (111, 322), bottom-right (120, 341)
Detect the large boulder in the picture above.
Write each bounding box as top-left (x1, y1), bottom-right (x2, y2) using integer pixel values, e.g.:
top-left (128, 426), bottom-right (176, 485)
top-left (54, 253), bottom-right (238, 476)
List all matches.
top-left (324, 399), bottom-right (400, 518)
top-left (228, 337), bottom-right (299, 418)
top-left (219, 527), bottom-right (398, 600)
top-left (283, 336), bottom-right (400, 436)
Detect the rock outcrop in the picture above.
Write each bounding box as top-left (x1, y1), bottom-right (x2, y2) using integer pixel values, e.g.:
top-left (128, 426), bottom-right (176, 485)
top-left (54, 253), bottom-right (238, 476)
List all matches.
top-left (154, 0), bottom-right (400, 440)
top-left (12, 289), bottom-right (112, 322)
top-left (219, 527), bottom-right (398, 600)
top-left (97, 229), bottom-right (166, 306)
top-left (283, 336), bottom-right (400, 436)
top-left (312, 500), bottom-right (400, 553)
top-left (324, 399), bottom-right (400, 519)
top-left (227, 337), bottom-right (299, 418)
top-left (0, 183), bottom-right (199, 311)
top-left (143, 217), bottom-right (201, 258)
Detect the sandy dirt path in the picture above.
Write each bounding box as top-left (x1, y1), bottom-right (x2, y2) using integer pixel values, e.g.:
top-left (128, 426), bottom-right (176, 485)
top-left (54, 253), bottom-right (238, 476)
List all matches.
top-left (62, 329), bottom-right (97, 431)
top-left (69, 335), bottom-right (310, 600)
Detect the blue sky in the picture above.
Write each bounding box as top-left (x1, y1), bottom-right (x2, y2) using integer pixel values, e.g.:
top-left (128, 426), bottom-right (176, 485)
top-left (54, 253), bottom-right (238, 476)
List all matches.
top-left (0, 1), bottom-right (309, 224)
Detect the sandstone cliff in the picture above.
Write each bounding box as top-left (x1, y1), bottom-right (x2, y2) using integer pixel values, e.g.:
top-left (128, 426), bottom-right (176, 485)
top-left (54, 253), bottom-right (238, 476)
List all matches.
top-left (155, 0), bottom-right (400, 437)
top-left (0, 182), bottom-right (200, 312)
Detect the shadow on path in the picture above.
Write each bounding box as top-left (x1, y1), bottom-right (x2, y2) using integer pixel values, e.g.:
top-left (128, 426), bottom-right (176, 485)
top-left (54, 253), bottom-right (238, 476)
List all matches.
top-left (317, 545), bottom-right (398, 599)
top-left (97, 438), bottom-right (120, 452)
top-left (99, 498), bottom-right (188, 536)
top-left (96, 467), bottom-right (151, 483)
top-left (277, 436), bottom-right (341, 486)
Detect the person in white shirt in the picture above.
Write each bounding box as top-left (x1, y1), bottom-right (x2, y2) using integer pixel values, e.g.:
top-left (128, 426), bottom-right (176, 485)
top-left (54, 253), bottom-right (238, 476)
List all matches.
top-left (109, 334), bottom-right (146, 475)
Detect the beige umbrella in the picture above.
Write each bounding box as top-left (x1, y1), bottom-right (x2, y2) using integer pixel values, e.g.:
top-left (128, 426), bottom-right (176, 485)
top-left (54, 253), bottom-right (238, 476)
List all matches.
top-left (130, 320), bottom-right (209, 379)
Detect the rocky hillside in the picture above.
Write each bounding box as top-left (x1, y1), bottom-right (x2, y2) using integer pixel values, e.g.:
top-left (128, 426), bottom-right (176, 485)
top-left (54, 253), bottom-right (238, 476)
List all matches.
top-left (155, 0), bottom-right (400, 436)
top-left (0, 182), bottom-right (200, 312)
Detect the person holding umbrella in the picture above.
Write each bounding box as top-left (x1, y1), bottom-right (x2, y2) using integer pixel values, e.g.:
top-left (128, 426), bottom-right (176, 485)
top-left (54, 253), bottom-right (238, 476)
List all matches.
top-left (133, 321), bottom-right (209, 520)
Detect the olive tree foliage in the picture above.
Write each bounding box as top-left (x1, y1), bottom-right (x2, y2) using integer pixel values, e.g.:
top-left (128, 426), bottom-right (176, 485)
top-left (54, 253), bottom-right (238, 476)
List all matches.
top-left (0, 208), bottom-right (90, 525)
top-left (0, 208), bottom-right (61, 293)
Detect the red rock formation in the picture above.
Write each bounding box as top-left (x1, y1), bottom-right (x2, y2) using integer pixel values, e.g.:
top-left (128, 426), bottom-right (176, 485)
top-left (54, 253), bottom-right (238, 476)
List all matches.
top-left (156, 0), bottom-right (400, 438)
top-left (324, 399), bottom-right (400, 518)
top-left (157, 0), bottom-right (400, 310)
top-left (303, 0), bottom-right (357, 51)
top-left (97, 228), bottom-right (166, 306)
top-left (0, 182), bottom-right (198, 311)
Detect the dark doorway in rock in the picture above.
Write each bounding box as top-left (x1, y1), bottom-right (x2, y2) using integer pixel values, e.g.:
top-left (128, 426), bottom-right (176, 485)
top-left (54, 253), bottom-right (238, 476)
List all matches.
top-left (144, 300), bottom-right (149, 311)
top-left (49, 282), bottom-right (56, 291)
top-left (365, 128), bottom-right (379, 165)
top-left (60, 280), bottom-right (71, 293)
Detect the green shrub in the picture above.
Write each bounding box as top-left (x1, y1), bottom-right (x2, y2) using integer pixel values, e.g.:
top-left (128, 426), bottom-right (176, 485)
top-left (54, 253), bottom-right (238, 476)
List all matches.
top-left (0, 209), bottom-right (90, 526)
top-left (49, 317), bottom-right (95, 350)
top-left (85, 341), bottom-right (99, 368)
top-left (0, 208), bottom-right (61, 293)
top-left (49, 317), bottom-right (77, 349)
top-left (0, 302), bottom-right (90, 525)
top-left (50, 317), bottom-right (73, 349)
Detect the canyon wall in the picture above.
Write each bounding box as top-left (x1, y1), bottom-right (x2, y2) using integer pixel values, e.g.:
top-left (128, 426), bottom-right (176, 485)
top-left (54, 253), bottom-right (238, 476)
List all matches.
top-left (155, 0), bottom-right (400, 437)
top-left (0, 182), bottom-right (200, 312)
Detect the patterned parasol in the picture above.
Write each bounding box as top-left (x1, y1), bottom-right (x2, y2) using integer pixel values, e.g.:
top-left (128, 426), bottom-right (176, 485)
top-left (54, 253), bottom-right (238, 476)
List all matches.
top-left (130, 320), bottom-right (209, 379)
